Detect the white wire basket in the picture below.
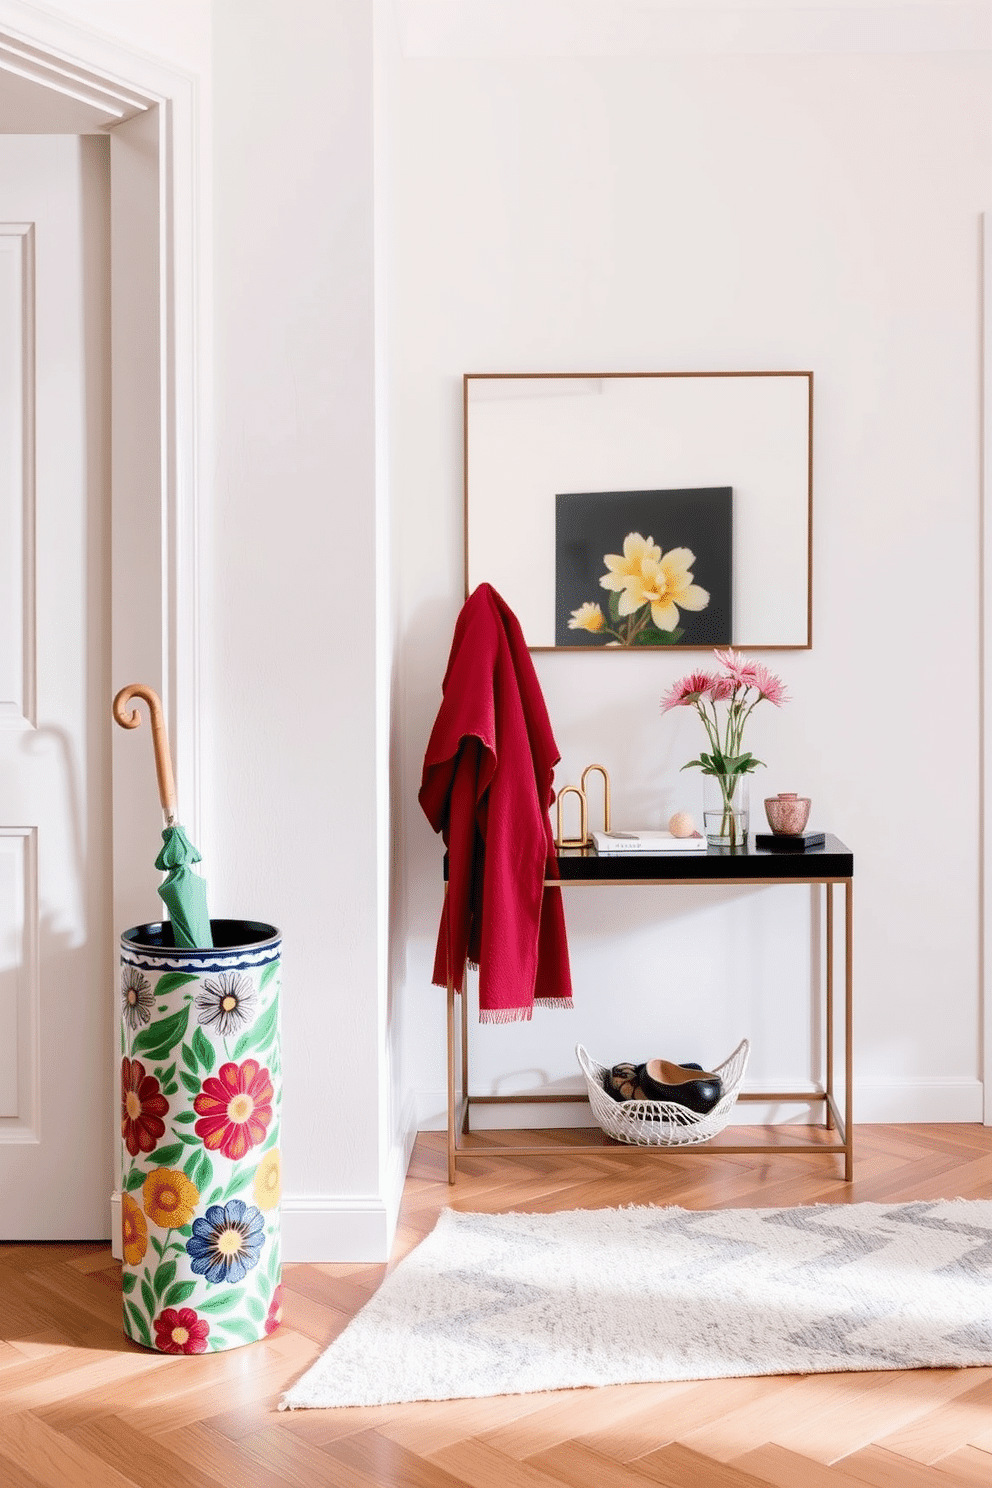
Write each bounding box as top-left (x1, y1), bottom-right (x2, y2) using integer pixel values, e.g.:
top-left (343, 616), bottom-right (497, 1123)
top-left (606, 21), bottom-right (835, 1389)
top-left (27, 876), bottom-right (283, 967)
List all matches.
top-left (576, 1039), bottom-right (750, 1147)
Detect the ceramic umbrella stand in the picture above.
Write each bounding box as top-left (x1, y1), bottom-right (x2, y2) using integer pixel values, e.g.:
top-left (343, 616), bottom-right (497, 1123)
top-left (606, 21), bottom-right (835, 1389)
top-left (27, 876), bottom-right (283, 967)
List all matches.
top-left (119, 919), bottom-right (283, 1353)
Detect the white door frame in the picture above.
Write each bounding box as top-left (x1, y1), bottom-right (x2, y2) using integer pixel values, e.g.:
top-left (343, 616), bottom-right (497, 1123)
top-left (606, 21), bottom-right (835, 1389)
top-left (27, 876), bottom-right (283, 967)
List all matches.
top-left (0, 6), bottom-right (206, 1228)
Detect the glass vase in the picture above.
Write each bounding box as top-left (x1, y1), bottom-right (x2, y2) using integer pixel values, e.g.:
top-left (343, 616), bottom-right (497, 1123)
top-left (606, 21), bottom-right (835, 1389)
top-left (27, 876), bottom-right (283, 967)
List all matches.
top-left (703, 774), bottom-right (750, 849)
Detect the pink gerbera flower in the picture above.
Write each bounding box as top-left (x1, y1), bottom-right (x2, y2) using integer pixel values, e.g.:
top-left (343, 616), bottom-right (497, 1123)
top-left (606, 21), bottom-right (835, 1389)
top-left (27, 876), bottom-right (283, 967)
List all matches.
top-left (660, 648), bottom-right (792, 824)
top-left (709, 674), bottom-right (736, 702)
top-left (660, 671), bottom-right (715, 713)
top-left (712, 648), bottom-right (760, 686)
top-left (751, 662), bottom-right (789, 707)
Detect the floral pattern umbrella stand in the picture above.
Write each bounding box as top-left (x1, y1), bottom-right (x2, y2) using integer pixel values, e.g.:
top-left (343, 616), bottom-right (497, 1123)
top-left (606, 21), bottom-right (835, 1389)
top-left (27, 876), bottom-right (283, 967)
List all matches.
top-left (119, 920), bottom-right (282, 1353)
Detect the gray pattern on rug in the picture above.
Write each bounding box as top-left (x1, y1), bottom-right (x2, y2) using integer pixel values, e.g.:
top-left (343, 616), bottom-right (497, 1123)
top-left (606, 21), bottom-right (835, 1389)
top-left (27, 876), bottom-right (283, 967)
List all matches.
top-left (280, 1199), bottom-right (992, 1410)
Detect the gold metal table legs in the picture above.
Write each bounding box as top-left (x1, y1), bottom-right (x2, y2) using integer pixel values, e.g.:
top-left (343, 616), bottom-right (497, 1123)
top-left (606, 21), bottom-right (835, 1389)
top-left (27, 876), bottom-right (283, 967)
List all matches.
top-left (445, 876), bottom-right (853, 1185)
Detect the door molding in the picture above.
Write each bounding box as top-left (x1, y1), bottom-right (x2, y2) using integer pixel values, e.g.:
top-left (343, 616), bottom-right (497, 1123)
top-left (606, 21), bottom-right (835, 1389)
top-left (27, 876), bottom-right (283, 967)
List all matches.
top-left (0, 2), bottom-right (205, 849)
top-left (0, 4), bottom-right (207, 1230)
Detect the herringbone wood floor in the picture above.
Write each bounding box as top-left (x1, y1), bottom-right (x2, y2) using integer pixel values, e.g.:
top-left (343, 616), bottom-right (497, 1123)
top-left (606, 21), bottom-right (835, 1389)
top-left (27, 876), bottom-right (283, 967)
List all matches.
top-left (2, 1123), bottom-right (991, 1487)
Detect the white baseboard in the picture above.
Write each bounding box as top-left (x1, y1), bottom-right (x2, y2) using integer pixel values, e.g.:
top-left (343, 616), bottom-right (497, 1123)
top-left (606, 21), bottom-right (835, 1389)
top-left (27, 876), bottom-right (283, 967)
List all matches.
top-left (280, 1195), bottom-right (395, 1262)
top-left (268, 1131), bottom-right (418, 1263)
top-left (277, 1096), bottom-right (421, 1261)
top-left (853, 1079), bottom-right (984, 1124)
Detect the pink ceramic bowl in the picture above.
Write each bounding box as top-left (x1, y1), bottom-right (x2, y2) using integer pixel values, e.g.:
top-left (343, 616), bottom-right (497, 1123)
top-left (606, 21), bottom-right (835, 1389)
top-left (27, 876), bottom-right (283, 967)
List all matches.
top-left (764, 792), bottom-right (811, 835)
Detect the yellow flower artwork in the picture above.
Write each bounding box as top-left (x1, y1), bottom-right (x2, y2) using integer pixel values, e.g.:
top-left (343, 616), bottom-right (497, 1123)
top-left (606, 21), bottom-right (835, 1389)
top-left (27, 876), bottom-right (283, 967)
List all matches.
top-left (568, 601), bottom-right (606, 633)
top-left (609, 543), bottom-right (710, 633)
top-left (554, 488), bottom-right (731, 648)
top-left (599, 531), bottom-right (662, 590)
top-left (566, 529), bottom-right (711, 645)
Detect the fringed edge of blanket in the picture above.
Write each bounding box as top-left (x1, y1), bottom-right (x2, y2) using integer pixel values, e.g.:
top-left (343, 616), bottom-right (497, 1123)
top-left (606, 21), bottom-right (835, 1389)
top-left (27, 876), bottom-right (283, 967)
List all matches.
top-left (478, 997), bottom-right (574, 1025)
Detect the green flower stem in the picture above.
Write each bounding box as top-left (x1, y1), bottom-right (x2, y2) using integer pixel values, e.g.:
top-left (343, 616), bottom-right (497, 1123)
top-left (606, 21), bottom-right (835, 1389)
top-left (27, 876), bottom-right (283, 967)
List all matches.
top-left (694, 683), bottom-right (761, 765)
top-left (623, 610), bottom-right (652, 645)
top-left (714, 771), bottom-right (745, 847)
top-left (599, 616), bottom-right (649, 646)
top-left (695, 699), bottom-right (723, 758)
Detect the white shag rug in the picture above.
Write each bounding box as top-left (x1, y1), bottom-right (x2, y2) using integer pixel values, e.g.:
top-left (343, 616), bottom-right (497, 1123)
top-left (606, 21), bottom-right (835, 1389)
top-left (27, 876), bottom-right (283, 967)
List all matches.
top-left (280, 1199), bottom-right (992, 1410)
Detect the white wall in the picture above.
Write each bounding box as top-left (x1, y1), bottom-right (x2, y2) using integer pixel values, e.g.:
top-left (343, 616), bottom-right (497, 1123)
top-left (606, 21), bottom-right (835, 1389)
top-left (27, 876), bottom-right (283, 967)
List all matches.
top-left (386, 9), bottom-right (986, 1131)
top-left (0, 0), bottom-right (210, 70)
top-left (209, 0), bottom-right (393, 1256)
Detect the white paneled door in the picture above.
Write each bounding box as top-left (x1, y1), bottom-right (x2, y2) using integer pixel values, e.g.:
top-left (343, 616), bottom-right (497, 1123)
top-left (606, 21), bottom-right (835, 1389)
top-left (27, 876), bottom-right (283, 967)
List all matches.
top-left (0, 135), bottom-right (113, 1237)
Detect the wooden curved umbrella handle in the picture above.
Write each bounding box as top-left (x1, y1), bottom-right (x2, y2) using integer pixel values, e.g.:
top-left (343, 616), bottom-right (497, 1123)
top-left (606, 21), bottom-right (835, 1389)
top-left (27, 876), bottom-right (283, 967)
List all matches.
top-left (112, 683), bottom-right (177, 824)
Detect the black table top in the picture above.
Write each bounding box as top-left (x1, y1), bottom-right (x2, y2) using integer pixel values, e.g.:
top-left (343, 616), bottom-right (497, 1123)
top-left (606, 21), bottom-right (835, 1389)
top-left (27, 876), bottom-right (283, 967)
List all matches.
top-left (550, 833), bottom-right (852, 882)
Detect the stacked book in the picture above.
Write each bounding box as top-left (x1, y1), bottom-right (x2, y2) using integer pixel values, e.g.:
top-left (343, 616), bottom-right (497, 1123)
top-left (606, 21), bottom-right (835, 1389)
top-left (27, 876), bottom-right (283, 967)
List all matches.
top-left (591, 830), bottom-right (707, 855)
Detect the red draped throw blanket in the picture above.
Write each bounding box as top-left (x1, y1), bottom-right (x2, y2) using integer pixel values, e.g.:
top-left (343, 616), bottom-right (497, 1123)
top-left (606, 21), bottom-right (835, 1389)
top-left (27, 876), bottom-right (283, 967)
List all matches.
top-left (419, 584), bottom-right (572, 1022)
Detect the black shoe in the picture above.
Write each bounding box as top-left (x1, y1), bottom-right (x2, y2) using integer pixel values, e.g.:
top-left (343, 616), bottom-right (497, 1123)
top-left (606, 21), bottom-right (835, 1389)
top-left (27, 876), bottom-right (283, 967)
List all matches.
top-left (637, 1059), bottom-right (722, 1115)
top-left (603, 1062), bottom-right (648, 1102)
top-left (604, 1060), bottom-right (718, 1110)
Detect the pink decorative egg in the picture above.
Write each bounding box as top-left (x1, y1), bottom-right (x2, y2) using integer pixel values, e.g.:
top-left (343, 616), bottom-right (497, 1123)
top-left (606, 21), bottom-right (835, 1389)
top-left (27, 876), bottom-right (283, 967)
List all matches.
top-left (668, 811), bottom-right (697, 838)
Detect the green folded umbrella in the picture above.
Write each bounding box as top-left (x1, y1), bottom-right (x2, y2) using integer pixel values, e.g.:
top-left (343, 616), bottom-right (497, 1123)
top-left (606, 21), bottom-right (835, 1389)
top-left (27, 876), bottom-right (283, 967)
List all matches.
top-left (113, 683), bottom-right (214, 950)
top-left (155, 824), bottom-right (212, 950)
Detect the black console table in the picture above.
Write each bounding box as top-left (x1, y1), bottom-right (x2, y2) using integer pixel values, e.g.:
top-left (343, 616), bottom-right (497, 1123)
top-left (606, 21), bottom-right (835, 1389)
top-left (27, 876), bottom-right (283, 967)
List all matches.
top-left (444, 834), bottom-right (854, 1184)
